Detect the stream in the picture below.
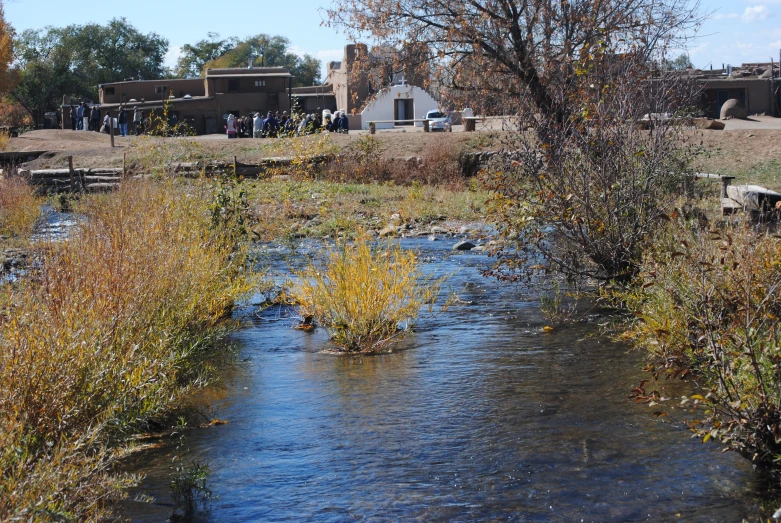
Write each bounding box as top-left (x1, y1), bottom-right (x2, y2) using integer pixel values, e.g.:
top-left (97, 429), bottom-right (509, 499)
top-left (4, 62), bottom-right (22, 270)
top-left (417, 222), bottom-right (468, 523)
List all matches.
top-left (121, 237), bottom-right (763, 522)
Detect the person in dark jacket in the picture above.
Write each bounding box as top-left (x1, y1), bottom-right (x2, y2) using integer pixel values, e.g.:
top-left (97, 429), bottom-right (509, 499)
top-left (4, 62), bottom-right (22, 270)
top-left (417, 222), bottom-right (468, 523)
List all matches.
top-left (90, 106), bottom-right (100, 132)
top-left (262, 112), bottom-right (279, 138)
top-left (337, 113), bottom-right (349, 133)
top-left (117, 107), bottom-right (128, 136)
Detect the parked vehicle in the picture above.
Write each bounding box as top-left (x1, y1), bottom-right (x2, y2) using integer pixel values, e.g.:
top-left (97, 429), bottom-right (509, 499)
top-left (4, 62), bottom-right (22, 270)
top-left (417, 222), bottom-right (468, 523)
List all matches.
top-left (425, 110), bottom-right (452, 132)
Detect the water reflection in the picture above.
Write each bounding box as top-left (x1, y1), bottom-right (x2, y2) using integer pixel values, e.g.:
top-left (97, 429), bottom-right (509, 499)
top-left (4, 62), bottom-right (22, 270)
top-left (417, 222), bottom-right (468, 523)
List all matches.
top-left (121, 238), bottom-right (762, 522)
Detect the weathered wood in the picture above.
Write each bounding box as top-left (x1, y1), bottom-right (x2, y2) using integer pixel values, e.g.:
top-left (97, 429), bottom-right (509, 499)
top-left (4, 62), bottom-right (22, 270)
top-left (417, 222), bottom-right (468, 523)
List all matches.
top-left (83, 183), bottom-right (119, 192)
top-left (0, 151), bottom-right (48, 164)
top-left (68, 156), bottom-right (74, 192)
top-left (725, 184), bottom-right (781, 216)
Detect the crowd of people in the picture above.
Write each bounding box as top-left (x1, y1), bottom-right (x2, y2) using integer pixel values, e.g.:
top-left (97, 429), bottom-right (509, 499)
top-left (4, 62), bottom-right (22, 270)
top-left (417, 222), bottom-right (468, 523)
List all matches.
top-left (225, 110), bottom-right (350, 139)
top-left (68, 103), bottom-right (351, 139)
top-left (69, 102), bottom-right (167, 137)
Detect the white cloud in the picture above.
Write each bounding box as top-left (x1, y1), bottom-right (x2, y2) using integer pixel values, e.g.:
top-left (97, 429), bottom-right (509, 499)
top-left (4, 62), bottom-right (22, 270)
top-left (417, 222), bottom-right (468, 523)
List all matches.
top-left (316, 48), bottom-right (344, 63)
top-left (164, 45), bottom-right (183, 69)
top-left (712, 12), bottom-right (739, 19)
top-left (742, 5), bottom-right (771, 23)
top-left (687, 42), bottom-right (710, 57)
top-left (288, 45), bottom-right (307, 58)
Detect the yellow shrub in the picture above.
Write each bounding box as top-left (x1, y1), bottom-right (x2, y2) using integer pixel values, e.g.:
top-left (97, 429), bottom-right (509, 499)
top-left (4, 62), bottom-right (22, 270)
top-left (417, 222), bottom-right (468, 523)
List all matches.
top-left (294, 237), bottom-right (441, 352)
top-left (0, 176), bottom-right (40, 239)
top-left (0, 179), bottom-right (255, 519)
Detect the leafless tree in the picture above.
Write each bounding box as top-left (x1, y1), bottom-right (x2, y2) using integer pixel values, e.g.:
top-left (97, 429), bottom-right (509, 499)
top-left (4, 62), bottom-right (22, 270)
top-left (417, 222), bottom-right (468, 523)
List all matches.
top-left (327, 0), bottom-right (704, 283)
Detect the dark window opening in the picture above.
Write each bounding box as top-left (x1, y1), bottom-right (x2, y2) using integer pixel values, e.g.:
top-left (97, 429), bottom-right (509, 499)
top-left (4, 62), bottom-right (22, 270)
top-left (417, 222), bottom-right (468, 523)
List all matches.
top-left (229, 79), bottom-right (239, 93)
top-left (105, 87), bottom-right (115, 96)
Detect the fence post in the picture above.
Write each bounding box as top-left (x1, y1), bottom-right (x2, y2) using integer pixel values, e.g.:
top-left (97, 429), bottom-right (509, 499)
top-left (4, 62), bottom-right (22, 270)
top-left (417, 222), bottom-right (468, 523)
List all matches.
top-left (110, 116), bottom-right (115, 147)
top-left (122, 152), bottom-right (126, 181)
top-left (370, 122), bottom-right (376, 135)
top-left (465, 118), bottom-right (476, 132)
top-left (233, 156), bottom-right (238, 177)
top-left (68, 155), bottom-right (75, 192)
top-left (423, 119), bottom-right (430, 132)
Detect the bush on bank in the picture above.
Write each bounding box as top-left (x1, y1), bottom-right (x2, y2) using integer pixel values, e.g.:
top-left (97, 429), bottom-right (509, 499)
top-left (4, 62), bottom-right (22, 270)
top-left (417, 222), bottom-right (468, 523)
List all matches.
top-left (622, 221), bottom-right (781, 472)
top-left (0, 179), bottom-right (254, 519)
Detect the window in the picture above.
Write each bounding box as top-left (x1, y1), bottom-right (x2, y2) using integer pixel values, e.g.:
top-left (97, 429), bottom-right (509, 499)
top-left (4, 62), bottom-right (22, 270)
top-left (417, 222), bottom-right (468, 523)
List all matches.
top-left (154, 86), bottom-right (169, 95)
top-left (228, 79), bottom-right (239, 93)
top-left (254, 80), bottom-right (266, 87)
top-left (104, 87), bottom-right (115, 96)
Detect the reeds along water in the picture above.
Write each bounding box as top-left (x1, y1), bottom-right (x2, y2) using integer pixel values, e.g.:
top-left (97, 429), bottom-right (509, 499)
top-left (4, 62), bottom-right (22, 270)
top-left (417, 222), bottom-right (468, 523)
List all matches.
top-left (0, 175), bottom-right (40, 238)
top-left (0, 179), bottom-right (255, 520)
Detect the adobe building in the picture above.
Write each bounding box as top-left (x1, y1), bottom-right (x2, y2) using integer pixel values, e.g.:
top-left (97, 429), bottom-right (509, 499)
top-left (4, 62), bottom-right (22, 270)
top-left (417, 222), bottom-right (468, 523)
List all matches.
top-left (291, 43), bottom-right (435, 130)
top-left (696, 63), bottom-right (781, 118)
top-left (61, 67), bottom-right (295, 134)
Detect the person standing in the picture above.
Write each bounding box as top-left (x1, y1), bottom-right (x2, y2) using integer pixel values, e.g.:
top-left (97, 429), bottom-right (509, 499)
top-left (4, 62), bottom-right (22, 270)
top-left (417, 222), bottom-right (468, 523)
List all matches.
top-left (76, 103), bottom-right (84, 130)
top-left (262, 112), bottom-right (279, 138)
top-left (118, 107), bottom-right (128, 136)
top-left (89, 106), bottom-right (99, 132)
top-left (253, 112), bottom-right (263, 138)
top-left (133, 107), bottom-right (143, 135)
top-left (101, 111), bottom-right (111, 133)
top-left (225, 114), bottom-right (237, 138)
top-left (70, 106), bottom-right (76, 130)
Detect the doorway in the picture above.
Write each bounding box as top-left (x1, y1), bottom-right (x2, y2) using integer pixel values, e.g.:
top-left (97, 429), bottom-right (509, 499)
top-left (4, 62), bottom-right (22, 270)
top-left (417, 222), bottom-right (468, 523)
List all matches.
top-left (394, 99), bottom-right (413, 125)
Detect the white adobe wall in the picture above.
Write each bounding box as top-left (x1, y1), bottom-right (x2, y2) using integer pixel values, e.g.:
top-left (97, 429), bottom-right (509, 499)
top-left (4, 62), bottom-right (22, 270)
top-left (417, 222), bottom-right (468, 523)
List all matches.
top-left (359, 85), bottom-right (439, 130)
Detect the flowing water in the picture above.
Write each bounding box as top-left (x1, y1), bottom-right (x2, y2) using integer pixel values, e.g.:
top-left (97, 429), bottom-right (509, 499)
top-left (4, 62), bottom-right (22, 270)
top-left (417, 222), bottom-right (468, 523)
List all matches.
top-left (121, 237), bottom-right (764, 522)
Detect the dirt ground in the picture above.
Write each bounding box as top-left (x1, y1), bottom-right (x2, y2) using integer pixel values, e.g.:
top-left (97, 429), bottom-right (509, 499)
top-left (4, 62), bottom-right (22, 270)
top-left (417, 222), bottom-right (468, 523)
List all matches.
top-left (6, 129), bottom-right (503, 171)
top-left (7, 125), bottom-right (781, 189)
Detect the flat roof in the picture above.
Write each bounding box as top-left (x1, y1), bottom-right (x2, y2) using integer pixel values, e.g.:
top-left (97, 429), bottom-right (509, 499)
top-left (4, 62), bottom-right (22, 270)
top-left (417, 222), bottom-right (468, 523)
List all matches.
top-left (292, 93), bottom-right (336, 98)
top-left (99, 78), bottom-right (203, 88)
top-left (205, 67), bottom-right (293, 78)
top-left (93, 96), bottom-right (215, 109)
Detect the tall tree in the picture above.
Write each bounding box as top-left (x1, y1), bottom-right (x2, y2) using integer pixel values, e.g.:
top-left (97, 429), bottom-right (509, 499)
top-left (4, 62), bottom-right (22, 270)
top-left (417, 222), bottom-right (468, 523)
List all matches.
top-left (174, 32), bottom-right (238, 78)
top-left (10, 27), bottom-right (76, 127)
top-left (69, 18), bottom-right (168, 85)
top-left (0, 1), bottom-right (14, 96)
top-left (326, 0), bottom-right (701, 125)
top-left (202, 34), bottom-right (321, 86)
top-left (10, 19), bottom-right (168, 127)
top-left (327, 0), bottom-right (703, 282)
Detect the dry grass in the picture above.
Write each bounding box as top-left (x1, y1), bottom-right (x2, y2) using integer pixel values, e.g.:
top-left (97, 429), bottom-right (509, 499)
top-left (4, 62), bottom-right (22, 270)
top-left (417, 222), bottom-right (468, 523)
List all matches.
top-left (0, 179), bottom-right (255, 520)
top-left (0, 175), bottom-right (40, 240)
top-left (293, 237), bottom-right (442, 352)
top-left (248, 178), bottom-right (486, 241)
top-left (0, 130), bottom-right (11, 152)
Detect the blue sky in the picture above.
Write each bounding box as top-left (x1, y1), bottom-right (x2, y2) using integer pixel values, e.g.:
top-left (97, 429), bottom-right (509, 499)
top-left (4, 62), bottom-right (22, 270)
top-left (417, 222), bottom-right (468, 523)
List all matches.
top-left (4, 0), bottom-right (781, 76)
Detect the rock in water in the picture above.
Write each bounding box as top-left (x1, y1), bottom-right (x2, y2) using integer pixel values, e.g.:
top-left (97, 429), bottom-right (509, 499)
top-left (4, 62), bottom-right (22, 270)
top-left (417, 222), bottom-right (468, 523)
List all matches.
top-left (379, 226), bottom-right (398, 237)
top-left (453, 240), bottom-right (476, 251)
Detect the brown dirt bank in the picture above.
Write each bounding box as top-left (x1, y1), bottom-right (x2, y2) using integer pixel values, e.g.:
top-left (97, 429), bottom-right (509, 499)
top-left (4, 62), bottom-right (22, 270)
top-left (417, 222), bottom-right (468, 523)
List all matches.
top-left (7, 129), bottom-right (506, 171)
top-left (8, 128), bottom-right (781, 190)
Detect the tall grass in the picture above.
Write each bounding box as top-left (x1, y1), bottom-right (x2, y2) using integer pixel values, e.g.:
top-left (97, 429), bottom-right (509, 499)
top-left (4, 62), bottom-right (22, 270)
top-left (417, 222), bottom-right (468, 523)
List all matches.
top-left (0, 130), bottom-right (11, 152)
top-left (0, 175), bottom-right (40, 240)
top-left (294, 238), bottom-right (441, 352)
top-left (0, 179), bottom-right (254, 519)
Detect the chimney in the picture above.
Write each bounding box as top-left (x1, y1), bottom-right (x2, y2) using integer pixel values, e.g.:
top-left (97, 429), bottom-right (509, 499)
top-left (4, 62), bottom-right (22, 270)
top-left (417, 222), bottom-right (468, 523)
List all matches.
top-left (248, 56), bottom-right (254, 69)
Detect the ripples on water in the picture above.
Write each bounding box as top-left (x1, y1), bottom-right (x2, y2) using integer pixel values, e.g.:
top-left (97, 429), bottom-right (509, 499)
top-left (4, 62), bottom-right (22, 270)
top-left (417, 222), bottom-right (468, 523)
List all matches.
top-left (122, 238), bottom-right (762, 522)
